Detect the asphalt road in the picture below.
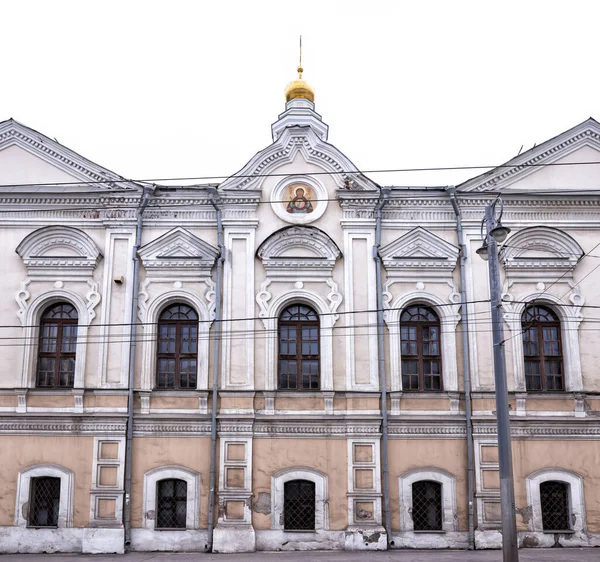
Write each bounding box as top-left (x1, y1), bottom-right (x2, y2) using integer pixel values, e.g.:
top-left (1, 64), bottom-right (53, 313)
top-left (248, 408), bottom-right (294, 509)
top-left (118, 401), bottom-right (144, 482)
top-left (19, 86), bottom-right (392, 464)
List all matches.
top-left (1, 549), bottom-right (598, 561)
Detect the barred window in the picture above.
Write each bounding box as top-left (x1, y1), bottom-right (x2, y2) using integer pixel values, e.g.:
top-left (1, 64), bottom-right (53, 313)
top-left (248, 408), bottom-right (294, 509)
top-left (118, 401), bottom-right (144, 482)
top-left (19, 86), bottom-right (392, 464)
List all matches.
top-left (401, 306), bottom-right (442, 391)
top-left (28, 476), bottom-right (60, 527)
top-left (412, 480), bottom-right (443, 531)
top-left (156, 479), bottom-right (187, 529)
top-left (284, 479), bottom-right (315, 530)
top-left (156, 304), bottom-right (199, 389)
top-left (522, 306), bottom-right (564, 391)
top-left (540, 481), bottom-right (570, 531)
top-left (278, 305), bottom-right (320, 390)
top-left (36, 302), bottom-right (78, 388)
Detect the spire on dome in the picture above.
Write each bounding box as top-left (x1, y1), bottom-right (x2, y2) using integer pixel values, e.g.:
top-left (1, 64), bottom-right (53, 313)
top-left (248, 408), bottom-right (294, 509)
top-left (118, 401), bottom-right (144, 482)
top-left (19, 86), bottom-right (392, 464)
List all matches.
top-left (284, 36), bottom-right (315, 103)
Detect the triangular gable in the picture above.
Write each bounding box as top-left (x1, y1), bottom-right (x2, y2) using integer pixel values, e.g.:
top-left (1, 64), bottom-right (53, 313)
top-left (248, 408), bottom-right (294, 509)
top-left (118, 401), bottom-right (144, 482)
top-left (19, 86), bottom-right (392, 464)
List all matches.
top-left (220, 126), bottom-right (379, 192)
top-left (0, 118), bottom-right (140, 191)
top-left (458, 118), bottom-right (600, 193)
top-left (139, 227), bottom-right (218, 278)
top-left (381, 227), bottom-right (458, 278)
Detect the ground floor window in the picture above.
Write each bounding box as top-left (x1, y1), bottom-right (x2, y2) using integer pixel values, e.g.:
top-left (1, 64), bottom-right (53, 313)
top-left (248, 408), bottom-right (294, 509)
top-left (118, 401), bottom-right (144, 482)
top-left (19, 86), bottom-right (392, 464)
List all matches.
top-left (284, 479), bottom-right (315, 530)
top-left (156, 478), bottom-right (187, 529)
top-left (412, 480), bottom-right (443, 531)
top-left (28, 476), bottom-right (61, 527)
top-left (540, 481), bottom-right (570, 531)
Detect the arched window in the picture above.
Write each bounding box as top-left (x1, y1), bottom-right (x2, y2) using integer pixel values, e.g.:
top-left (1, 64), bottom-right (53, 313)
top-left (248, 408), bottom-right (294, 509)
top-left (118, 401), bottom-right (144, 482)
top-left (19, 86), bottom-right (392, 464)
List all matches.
top-left (540, 481), bottom-right (570, 531)
top-left (522, 305), bottom-right (564, 391)
top-left (156, 478), bottom-right (187, 529)
top-left (412, 480), bottom-right (443, 531)
top-left (28, 476), bottom-right (61, 527)
top-left (400, 305), bottom-right (442, 391)
top-left (278, 305), bottom-right (320, 390)
top-left (156, 304), bottom-right (199, 389)
top-left (284, 479), bottom-right (315, 530)
top-left (37, 302), bottom-right (78, 388)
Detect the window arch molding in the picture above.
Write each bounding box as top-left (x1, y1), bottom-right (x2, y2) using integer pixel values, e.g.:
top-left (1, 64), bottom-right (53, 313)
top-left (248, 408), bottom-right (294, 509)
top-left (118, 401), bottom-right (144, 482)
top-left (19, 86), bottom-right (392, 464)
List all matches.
top-left (384, 292), bottom-right (459, 392)
top-left (526, 468), bottom-right (585, 534)
top-left (20, 291), bottom-right (91, 389)
top-left (398, 467), bottom-right (457, 532)
top-left (502, 292), bottom-right (582, 392)
top-left (139, 290), bottom-right (211, 391)
top-left (15, 463), bottom-right (74, 528)
top-left (271, 467), bottom-right (329, 531)
top-left (261, 291), bottom-right (336, 391)
top-left (142, 465), bottom-right (201, 530)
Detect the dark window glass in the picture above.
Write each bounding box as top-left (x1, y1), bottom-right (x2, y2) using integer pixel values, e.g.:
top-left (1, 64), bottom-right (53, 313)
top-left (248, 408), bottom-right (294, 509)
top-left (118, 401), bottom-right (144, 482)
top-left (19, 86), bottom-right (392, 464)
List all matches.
top-left (156, 304), bottom-right (199, 389)
top-left (278, 305), bottom-right (319, 390)
top-left (156, 479), bottom-right (187, 529)
top-left (540, 481), bottom-right (570, 531)
top-left (412, 480), bottom-right (443, 531)
top-left (29, 477), bottom-right (60, 527)
top-left (284, 479), bottom-right (315, 530)
top-left (36, 303), bottom-right (78, 388)
top-left (400, 306), bottom-right (442, 391)
top-left (522, 306), bottom-right (564, 391)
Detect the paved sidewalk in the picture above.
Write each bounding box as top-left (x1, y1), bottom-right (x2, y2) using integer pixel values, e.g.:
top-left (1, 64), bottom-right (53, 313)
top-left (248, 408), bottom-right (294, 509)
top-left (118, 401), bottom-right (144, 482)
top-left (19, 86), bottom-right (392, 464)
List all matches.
top-left (1, 549), bottom-right (598, 562)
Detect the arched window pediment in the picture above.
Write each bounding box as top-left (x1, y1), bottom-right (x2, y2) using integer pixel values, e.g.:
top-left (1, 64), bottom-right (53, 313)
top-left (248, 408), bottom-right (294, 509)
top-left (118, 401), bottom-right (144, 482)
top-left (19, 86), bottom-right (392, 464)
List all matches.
top-left (257, 226), bottom-right (341, 277)
top-left (16, 226), bottom-right (102, 277)
top-left (501, 227), bottom-right (583, 277)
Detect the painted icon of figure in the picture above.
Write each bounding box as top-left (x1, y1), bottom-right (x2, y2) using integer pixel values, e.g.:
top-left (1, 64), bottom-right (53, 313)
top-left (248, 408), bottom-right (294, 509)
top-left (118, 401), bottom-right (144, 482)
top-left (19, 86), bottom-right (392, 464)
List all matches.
top-left (286, 187), bottom-right (314, 214)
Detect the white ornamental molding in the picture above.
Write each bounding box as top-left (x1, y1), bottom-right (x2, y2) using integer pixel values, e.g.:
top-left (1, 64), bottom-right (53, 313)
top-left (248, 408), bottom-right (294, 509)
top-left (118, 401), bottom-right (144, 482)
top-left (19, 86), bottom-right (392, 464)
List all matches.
top-left (256, 225), bottom-right (342, 277)
top-left (138, 226), bottom-right (219, 278)
top-left (16, 225), bottom-right (102, 278)
top-left (380, 226), bottom-right (459, 279)
top-left (500, 226), bottom-right (583, 278)
top-left (220, 127), bottom-right (379, 192)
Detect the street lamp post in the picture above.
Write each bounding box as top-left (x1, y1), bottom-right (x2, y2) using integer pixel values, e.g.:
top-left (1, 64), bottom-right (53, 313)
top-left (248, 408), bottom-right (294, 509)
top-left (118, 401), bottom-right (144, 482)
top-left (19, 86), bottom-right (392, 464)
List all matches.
top-left (478, 198), bottom-right (519, 562)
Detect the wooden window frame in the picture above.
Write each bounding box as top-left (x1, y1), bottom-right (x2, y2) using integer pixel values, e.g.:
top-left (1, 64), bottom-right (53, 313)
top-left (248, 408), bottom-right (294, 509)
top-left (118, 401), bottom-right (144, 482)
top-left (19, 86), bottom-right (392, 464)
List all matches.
top-left (400, 305), bottom-right (443, 392)
top-left (36, 302), bottom-right (78, 389)
top-left (278, 305), bottom-right (320, 391)
top-left (522, 305), bottom-right (565, 392)
top-left (156, 304), bottom-right (199, 390)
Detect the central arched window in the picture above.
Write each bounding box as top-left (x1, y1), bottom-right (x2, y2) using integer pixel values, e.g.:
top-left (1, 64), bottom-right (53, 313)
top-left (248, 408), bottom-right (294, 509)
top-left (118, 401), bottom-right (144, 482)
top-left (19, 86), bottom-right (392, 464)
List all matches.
top-left (156, 478), bottom-right (187, 529)
top-left (37, 302), bottom-right (78, 388)
top-left (156, 304), bottom-right (199, 389)
top-left (522, 305), bottom-right (564, 391)
top-left (400, 305), bottom-right (442, 391)
top-left (284, 479), bottom-right (316, 530)
top-left (412, 480), bottom-right (443, 531)
top-left (278, 305), bottom-right (320, 390)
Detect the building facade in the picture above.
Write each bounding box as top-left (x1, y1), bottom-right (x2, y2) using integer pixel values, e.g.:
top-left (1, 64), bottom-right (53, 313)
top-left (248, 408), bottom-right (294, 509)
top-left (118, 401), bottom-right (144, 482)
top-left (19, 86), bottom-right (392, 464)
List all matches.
top-left (0, 70), bottom-right (599, 553)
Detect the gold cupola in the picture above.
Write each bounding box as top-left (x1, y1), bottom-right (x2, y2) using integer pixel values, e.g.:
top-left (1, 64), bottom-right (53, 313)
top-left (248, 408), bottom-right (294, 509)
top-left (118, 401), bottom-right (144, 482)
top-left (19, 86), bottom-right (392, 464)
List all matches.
top-left (284, 36), bottom-right (314, 103)
top-left (285, 66), bottom-right (315, 103)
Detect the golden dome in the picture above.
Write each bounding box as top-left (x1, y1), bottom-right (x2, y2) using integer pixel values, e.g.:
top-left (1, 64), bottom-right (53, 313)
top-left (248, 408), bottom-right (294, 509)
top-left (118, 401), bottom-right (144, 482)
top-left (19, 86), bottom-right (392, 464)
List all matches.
top-left (285, 66), bottom-right (315, 103)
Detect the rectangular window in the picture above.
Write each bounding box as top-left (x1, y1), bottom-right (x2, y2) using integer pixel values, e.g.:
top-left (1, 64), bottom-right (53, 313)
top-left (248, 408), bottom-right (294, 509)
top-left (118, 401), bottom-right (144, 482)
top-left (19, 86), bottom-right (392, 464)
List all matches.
top-left (28, 477), bottom-right (61, 527)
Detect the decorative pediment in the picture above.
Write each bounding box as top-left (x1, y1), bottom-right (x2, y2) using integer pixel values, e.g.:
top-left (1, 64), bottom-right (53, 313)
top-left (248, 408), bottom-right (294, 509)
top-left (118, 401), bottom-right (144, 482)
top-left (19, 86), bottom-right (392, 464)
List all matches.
top-left (458, 118), bottom-right (600, 193)
top-left (0, 119), bottom-right (140, 191)
top-left (500, 226), bottom-right (583, 277)
top-left (16, 226), bottom-right (102, 277)
top-left (381, 227), bottom-right (458, 278)
top-left (257, 226), bottom-right (341, 277)
top-left (138, 227), bottom-right (219, 278)
top-left (219, 126), bottom-right (379, 192)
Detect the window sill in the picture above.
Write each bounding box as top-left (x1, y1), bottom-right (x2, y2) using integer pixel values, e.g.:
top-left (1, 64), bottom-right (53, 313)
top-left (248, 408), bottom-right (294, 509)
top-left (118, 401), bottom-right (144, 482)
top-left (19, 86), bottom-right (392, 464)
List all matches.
top-left (412, 530), bottom-right (446, 534)
top-left (154, 527), bottom-right (188, 532)
top-left (283, 529), bottom-right (318, 533)
top-left (542, 529), bottom-right (574, 534)
top-left (27, 525), bottom-right (59, 529)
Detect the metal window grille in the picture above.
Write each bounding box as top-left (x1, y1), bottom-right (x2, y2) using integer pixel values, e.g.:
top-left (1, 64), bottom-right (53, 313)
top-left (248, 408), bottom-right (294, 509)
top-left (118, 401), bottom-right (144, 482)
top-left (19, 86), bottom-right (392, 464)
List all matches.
top-left (522, 305), bottom-right (564, 391)
top-left (412, 480), bottom-right (442, 531)
top-left (400, 305), bottom-right (443, 392)
top-left (156, 304), bottom-right (199, 390)
top-left (28, 477), bottom-right (60, 527)
top-left (284, 479), bottom-right (315, 530)
top-left (36, 302), bottom-right (78, 389)
top-left (278, 305), bottom-right (320, 391)
top-left (540, 481), bottom-right (570, 531)
top-left (156, 479), bottom-right (187, 529)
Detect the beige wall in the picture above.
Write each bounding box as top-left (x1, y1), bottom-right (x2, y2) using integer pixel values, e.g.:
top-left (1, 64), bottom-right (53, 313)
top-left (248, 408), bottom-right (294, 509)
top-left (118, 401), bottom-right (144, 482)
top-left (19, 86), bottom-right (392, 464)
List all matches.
top-left (0, 436), bottom-right (93, 526)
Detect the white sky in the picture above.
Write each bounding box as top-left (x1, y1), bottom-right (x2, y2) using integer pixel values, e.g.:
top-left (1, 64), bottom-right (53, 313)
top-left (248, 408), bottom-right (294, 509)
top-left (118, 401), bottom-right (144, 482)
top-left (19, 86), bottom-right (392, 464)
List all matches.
top-left (2, 0), bottom-right (599, 187)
